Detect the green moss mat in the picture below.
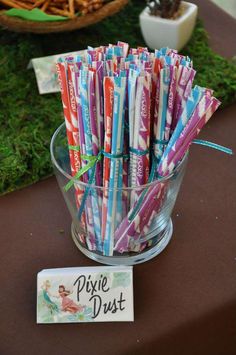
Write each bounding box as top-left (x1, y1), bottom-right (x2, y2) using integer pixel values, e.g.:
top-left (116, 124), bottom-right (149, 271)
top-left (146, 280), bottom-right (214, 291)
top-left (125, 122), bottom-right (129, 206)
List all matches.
top-left (0, 0), bottom-right (235, 195)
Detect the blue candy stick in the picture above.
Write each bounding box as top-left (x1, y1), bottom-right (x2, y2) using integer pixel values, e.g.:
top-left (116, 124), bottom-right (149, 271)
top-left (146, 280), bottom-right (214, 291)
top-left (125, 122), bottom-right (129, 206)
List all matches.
top-left (103, 76), bottom-right (126, 256)
top-left (158, 85), bottom-right (205, 169)
top-left (79, 69), bottom-right (102, 251)
top-left (153, 66), bottom-right (171, 163)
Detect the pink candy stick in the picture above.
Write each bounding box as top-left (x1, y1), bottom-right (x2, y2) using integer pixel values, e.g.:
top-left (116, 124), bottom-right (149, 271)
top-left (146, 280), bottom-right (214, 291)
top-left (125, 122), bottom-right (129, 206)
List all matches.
top-left (130, 74), bottom-right (151, 206)
top-left (150, 58), bottom-right (161, 125)
top-left (117, 41), bottom-right (129, 58)
top-left (101, 77), bottom-right (114, 241)
top-left (159, 95), bottom-right (221, 176)
top-left (57, 62), bottom-right (88, 243)
top-left (169, 97), bottom-right (221, 173)
top-left (114, 182), bottom-right (164, 253)
top-left (165, 65), bottom-right (177, 141)
top-left (171, 66), bottom-right (196, 131)
top-left (175, 68), bottom-right (196, 120)
top-left (122, 70), bottom-right (130, 217)
top-left (92, 61), bottom-right (104, 149)
top-left (56, 62), bottom-right (75, 173)
top-left (137, 74), bottom-right (151, 185)
top-left (74, 70), bottom-right (97, 251)
top-left (88, 69), bottom-right (102, 187)
top-left (67, 63), bottom-right (87, 234)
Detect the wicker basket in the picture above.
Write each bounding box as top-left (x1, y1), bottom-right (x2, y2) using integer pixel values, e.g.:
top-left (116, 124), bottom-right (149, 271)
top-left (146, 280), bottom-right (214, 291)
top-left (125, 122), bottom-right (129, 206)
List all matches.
top-left (0, 0), bottom-right (128, 33)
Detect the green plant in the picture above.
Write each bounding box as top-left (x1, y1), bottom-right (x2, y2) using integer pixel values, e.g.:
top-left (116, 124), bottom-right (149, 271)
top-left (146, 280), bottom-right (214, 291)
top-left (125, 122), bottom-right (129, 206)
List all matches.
top-left (147, 0), bottom-right (181, 18)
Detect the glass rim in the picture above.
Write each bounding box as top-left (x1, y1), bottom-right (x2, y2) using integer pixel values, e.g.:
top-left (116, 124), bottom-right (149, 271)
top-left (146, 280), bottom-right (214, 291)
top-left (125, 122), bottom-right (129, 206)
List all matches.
top-left (50, 122), bottom-right (188, 192)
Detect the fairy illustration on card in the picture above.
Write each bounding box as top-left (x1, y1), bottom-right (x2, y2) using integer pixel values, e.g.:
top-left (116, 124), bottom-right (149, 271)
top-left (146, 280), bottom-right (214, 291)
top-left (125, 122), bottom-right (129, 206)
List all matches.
top-left (41, 280), bottom-right (59, 315)
top-left (57, 285), bottom-right (84, 314)
top-left (38, 279), bottom-right (92, 323)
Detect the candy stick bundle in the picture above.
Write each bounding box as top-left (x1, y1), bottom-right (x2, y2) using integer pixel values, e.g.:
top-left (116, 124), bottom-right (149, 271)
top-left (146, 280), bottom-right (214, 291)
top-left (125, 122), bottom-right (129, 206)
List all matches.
top-left (56, 42), bottom-right (221, 256)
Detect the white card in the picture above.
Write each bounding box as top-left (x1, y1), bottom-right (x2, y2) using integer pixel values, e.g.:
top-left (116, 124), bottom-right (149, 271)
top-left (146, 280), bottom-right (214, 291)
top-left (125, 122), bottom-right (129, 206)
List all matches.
top-left (28, 50), bottom-right (85, 94)
top-left (37, 266), bottom-right (133, 323)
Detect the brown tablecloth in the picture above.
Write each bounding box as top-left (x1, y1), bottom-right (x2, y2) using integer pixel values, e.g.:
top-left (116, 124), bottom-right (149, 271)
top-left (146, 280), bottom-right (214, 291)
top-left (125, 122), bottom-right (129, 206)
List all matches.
top-left (0, 1), bottom-right (236, 354)
top-left (192, 0), bottom-right (236, 59)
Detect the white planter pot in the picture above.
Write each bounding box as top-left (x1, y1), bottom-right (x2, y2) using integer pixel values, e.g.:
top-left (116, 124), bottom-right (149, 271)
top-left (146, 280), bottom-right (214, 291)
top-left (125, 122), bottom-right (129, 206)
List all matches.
top-left (139, 1), bottom-right (198, 51)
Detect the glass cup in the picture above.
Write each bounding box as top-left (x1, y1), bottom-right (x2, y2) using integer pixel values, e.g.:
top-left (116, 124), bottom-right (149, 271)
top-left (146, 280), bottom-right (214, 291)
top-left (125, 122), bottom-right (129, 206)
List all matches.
top-left (50, 123), bottom-right (188, 265)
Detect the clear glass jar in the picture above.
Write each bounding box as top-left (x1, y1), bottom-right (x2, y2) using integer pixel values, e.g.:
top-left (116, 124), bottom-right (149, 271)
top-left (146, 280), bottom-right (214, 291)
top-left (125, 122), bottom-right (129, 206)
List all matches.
top-left (50, 123), bottom-right (188, 265)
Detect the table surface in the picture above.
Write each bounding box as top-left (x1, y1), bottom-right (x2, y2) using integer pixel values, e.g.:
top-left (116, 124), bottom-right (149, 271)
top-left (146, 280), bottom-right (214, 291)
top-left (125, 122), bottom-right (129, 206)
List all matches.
top-left (1, 1), bottom-right (236, 354)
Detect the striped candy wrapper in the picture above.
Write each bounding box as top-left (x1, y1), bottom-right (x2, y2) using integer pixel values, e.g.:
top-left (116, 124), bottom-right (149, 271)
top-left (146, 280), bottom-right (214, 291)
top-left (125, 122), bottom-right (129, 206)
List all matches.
top-left (122, 143), bottom-right (129, 216)
top-left (117, 41), bottom-right (129, 58)
top-left (159, 85), bottom-right (205, 170)
top-left (88, 68), bottom-right (103, 226)
top-left (104, 76), bottom-right (126, 256)
top-left (130, 74), bottom-right (144, 205)
top-left (114, 182), bottom-right (164, 253)
top-left (79, 69), bottom-right (102, 251)
top-left (135, 74), bottom-right (152, 185)
top-left (101, 77), bottom-right (114, 241)
top-left (169, 97), bottom-right (221, 173)
top-left (122, 68), bottom-right (130, 217)
top-left (171, 66), bottom-right (196, 131)
top-left (74, 69), bottom-right (97, 251)
top-left (92, 61), bottom-right (104, 149)
top-left (56, 61), bottom-right (87, 243)
top-left (165, 65), bottom-right (177, 141)
top-left (67, 62), bottom-right (87, 234)
top-left (88, 69), bottom-right (102, 187)
top-left (128, 68), bottom-right (139, 147)
top-left (175, 67), bottom-right (196, 121)
top-left (150, 58), bottom-right (162, 125)
top-left (158, 94), bottom-right (221, 176)
top-left (128, 72), bottom-right (153, 242)
top-left (128, 68), bottom-right (138, 191)
top-left (56, 62), bottom-right (75, 174)
top-left (153, 66), bottom-right (171, 163)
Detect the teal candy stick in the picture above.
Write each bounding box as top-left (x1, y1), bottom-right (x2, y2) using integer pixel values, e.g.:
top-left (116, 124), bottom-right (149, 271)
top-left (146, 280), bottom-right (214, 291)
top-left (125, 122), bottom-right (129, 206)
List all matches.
top-left (158, 85), bottom-right (205, 170)
top-left (153, 66), bottom-right (171, 163)
top-left (104, 76), bottom-right (126, 256)
top-left (80, 69), bottom-right (102, 251)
